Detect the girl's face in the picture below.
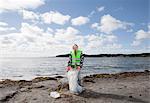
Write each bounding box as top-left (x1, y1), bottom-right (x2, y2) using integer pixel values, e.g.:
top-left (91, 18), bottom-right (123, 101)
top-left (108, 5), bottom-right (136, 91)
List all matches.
top-left (73, 45), bottom-right (78, 51)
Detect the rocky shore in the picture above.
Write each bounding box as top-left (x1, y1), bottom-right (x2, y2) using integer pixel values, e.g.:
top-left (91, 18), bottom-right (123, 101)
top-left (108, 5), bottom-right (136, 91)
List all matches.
top-left (0, 70), bottom-right (150, 103)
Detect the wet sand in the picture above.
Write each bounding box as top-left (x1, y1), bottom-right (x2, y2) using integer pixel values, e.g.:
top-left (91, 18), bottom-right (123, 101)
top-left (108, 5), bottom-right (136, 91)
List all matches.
top-left (0, 70), bottom-right (149, 103)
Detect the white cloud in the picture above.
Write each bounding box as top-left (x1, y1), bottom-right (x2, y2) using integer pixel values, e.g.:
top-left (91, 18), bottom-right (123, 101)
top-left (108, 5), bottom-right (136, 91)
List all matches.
top-left (0, 22), bottom-right (53, 54)
top-left (0, 22), bottom-right (123, 57)
top-left (46, 27), bottom-right (54, 33)
top-left (91, 23), bottom-right (99, 29)
top-left (54, 27), bottom-right (79, 41)
top-left (20, 10), bottom-right (39, 21)
top-left (0, 27), bottom-right (16, 31)
top-left (0, 21), bottom-right (16, 33)
top-left (0, 22), bottom-right (8, 26)
top-left (135, 30), bottom-right (150, 40)
top-left (20, 10), bottom-right (71, 25)
top-left (84, 34), bottom-right (121, 54)
top-left (88, 11), bottom-right (95, 17)
top-left (131, 40), bottom-right (141, 46)
top-left (0, 0), bottom-right (45, 12)
top-left (91, 14), bottom-right (133, 34)
top-left (86, 34), bottom-right (117, 47)
top-left (41, 11), bottom-right (71, 25)
top-left (127, 29), bottom-right (133, 32)
top-left (21, 23), bottom-right (44, 37)
top-left (97, 6), bottom-right (105, 12)
top-left (88, 6), bottom-right (105, 17)
top-left (132, 26), bottom-right (150, 46)
top-left (71, 16), bottom-right (89, 26)
top-left (148, 24), bottom-right (150, 30)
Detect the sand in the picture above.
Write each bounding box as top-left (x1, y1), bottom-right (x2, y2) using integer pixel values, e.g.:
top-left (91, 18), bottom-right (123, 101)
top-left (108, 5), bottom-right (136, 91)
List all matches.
top-left (0, 70), bottom-right (149, 103)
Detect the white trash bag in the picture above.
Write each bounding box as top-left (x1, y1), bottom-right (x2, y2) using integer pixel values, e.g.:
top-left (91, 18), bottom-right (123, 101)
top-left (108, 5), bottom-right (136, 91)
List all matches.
top-left (67, 69), bottom-right (83, 94)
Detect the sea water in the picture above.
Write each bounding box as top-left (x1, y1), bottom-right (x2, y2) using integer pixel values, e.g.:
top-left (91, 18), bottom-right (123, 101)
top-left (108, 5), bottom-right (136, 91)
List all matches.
top-left (0, 57), bottom-right (149, 80)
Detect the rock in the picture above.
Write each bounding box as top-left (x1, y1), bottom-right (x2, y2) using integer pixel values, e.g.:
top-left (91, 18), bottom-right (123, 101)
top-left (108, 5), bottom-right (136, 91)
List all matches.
top-left (20, 87), bottom-right (27, 92)
top-left (0, 85), bottom-right (3, 88)
top-left (144, 70), bottom-right (150, 74)
top-left (33, 80), bottom-right (61, 91)
top-left (118, 87), bottom-right (122, 89)
top-left (55, 76), bottom-right (64, 79)
top-left (83, 71), bottom-right (149, 80)
top-left (32, 77), bottom-right (57, 83)
top-left (129, 95), bottom-right (133, 98)
top-left (50, 91), bottom-right (60, 99)
top-left (33, 98), bottom-right (37, 100)
top-left (83, 79), bottom-right (95, 83)
top-left (144, 70), bottom-right (149, 72)
top-left (0, 88), bottom-right (18, 102)
top-left (32, 85), bottom-right (45, 89)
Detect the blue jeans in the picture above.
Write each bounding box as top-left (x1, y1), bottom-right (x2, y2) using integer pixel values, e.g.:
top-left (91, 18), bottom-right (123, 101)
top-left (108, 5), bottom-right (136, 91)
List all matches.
top-left (77, 70), bottom-right (81, 85)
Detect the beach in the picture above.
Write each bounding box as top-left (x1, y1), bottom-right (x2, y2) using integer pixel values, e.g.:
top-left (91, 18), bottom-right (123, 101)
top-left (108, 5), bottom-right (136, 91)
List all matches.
top-left (0, 70), bottom-right (149, 103)
top-left (0, 0), bottom-right (149, 103)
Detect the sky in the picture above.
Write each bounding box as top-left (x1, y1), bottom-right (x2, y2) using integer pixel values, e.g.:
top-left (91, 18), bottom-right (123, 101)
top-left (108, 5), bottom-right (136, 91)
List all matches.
top-left (0, 0), bottom-right (149, 57)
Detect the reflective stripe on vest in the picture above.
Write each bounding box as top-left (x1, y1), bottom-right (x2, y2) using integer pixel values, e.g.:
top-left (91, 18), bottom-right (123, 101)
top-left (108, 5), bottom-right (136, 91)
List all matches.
top-left (71, 50), bottom-right (82, 66)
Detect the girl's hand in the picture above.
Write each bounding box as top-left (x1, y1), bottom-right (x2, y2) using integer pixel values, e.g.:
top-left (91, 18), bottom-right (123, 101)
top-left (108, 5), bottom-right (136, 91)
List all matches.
top-left (77, 66), bottom-right (81, 71)
top-left (66, 66), bottom-right (72, 72)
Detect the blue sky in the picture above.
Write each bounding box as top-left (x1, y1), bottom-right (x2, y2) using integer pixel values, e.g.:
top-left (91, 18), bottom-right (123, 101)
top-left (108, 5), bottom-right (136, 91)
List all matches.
top-left (0, 0), bottom-right (149, 57)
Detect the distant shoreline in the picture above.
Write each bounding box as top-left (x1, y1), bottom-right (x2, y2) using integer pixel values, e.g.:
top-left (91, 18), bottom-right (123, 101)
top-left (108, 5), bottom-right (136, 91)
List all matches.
top-left (56, 53), bottom-right (150, 57)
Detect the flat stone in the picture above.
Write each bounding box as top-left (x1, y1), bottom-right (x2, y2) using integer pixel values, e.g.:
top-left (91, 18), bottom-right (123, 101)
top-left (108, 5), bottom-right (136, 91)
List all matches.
top-left (0, 87), bottom-right (18, 101)
top-left (33, 80), bottom-right (60, 90)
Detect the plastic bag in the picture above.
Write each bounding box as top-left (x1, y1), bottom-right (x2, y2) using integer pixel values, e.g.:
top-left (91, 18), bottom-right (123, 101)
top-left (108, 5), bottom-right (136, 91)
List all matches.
top-left (67, 69), bottom-right (83, 94)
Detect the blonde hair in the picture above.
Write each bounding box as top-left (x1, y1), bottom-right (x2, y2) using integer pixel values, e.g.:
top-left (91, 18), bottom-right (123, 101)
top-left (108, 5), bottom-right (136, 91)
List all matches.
top-left (73, 44), bottom-right (78, 47)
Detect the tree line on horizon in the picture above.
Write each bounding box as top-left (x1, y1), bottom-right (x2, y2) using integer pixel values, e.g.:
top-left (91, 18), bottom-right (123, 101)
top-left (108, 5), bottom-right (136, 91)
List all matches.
top-left (56, 53), bottom-right (150, 57)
